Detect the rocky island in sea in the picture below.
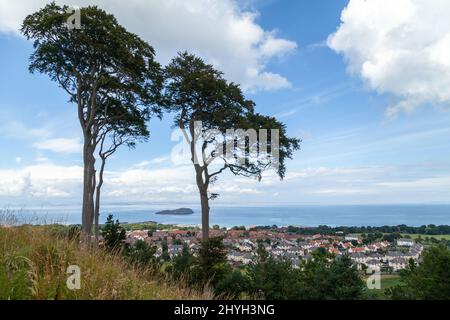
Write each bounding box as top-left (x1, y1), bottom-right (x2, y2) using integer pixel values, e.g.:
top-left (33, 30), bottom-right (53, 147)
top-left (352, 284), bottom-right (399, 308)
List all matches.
top-left (155, 208), bottom-right (194, 215)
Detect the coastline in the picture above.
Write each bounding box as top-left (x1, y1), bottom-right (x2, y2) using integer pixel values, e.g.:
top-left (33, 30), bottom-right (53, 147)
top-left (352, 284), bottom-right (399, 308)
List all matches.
top-left (2, 204), bottom-right (450, 228)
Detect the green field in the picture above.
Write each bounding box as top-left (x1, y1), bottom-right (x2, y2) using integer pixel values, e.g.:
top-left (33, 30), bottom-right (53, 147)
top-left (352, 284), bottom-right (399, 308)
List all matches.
top-left (367, 275), bottom-right (402, 299)
top-left (355, 233), bottom-right (450, 241)
top-left (380, 275), bottom-right (402, 289)
top-left (402, 234), bottom-right (450, 241)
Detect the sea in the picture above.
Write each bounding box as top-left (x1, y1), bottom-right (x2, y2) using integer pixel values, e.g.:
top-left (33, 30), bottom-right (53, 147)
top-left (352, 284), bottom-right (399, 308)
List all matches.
top-left (2, 204), bottom-right (450, 227)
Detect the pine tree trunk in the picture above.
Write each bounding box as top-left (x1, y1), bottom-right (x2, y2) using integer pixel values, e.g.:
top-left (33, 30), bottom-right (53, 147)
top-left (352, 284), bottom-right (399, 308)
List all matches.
top-left (94, 190), bottom-right (100, 244)
top-left (94, 158), bottom-right (106, 244)
top-left (200, 190), bottom-right (210, 242)
top-left (81, 138), bottom-right (95, 244)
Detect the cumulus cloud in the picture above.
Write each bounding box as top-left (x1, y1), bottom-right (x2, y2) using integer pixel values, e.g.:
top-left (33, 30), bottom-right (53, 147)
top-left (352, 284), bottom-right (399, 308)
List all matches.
top-left (1, 160), bottom-right (449, 205)
top-left (114, 164), bottom-right (450, 204)
top-left (0, 163), bottom-right (83, 198)
top-left (328, 0), bottom-right (450, 117)
top-left (0, 0), bottom-right (296, 92)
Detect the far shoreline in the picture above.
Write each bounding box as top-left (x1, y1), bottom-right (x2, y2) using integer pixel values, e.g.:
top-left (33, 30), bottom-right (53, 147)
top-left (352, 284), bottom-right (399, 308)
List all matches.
top-left (2, 203), bottom-right (450, 228)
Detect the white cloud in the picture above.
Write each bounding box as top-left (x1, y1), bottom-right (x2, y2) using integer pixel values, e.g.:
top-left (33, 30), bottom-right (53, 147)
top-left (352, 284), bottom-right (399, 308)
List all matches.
top-left (0, 120), bottom-right (83, 154)
top-left (35, 156), bottom-right (49, 163)
top-left (312, 188), bottom-right (379, 196)
top-left (132, 156), bottom-right (170, 168)
top-left (34, 138), bottom-right (82, 154)
top-left (101, 164), bottom-right (266, 203)
top-left (0, 120), bottom-right (50, 140)
top-left (0, 0), bottom-right (296, 92)
top-left (328, 0), bottom-right (450, 117)
top-left (0, 163), bottom-right (83, 198)
top-left (1, 161), bottom-right (449, 205)
top-left (377, 176), bottom-right (450, 189)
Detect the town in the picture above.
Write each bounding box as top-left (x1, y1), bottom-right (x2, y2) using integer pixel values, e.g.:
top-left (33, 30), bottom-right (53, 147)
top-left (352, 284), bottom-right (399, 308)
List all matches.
top-left (123, 225), bottom-right (424, 272)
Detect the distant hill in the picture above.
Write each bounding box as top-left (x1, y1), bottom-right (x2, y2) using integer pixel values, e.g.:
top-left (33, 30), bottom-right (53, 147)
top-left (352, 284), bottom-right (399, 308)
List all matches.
top-left (155, 208), bottom-right (194, 215)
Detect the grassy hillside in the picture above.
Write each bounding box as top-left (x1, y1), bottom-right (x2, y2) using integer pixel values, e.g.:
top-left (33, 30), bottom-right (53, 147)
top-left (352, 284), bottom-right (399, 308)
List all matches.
top-left (0, 225), bottom-right (211, 300)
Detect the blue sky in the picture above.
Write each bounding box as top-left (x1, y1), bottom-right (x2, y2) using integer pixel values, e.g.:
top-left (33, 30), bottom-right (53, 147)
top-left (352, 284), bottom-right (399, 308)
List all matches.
top-left (0, 0), bottom-right (450, 207)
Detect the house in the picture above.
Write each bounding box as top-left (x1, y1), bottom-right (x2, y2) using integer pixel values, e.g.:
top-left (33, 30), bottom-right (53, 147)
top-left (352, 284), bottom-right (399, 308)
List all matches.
top-left (348, 247), bottom-right (365, 254)
top-left (236, 243), bottom-right (253, 252)
top-left (408, 243), bottom-right (424, 259)
top-left (210, 229), bottom-right (226, 238)
top-left (280, 253), bottom-right (302, 269)
top-left (368, 253), bottom-right (383, 261)
top-left (350, 253), bottom-right (369, 264)
top-left (168, 244), bottom-right (184, 257)
top-left (286, 247), bottom-right (304, 256)
top-left (227, 251), bottom-right (253, 265)
top-left (152, 231), bottom-right (169, 240)
top-left (128, 230), bottom-right (149, 238)
top-left (243, 239), bottom-right (255, 246)
top-left (365, 259), bottom-right (382, 269)
top-left (329, 248), bottom-right (341, 255)
top-left (385, 251), bottom-right (405, 262)
top-left (125, 230), bottom-right (147, 245)
top-left (189, 243), bottom-right (200, 252)
top-left (367, 244), bottom-right (380, 252)
top-left (297, 241), bottom-right (314, 251)
top-left (340, 242), bottom-right (353, 250)
top-left (277, 243), bottom-right (292, 251)
top-left (271, 249), bottom-right (284, 256)
top-left (397, 238), bottom-right (414, 247)
top-left (345, 234), bottom-right (360, 241)
top-left (228, 230), bottom-right (246, 239)
top-left (389, 257), bottom-right (408, 271)
top-left (169, 230), bottom-right (189, 238)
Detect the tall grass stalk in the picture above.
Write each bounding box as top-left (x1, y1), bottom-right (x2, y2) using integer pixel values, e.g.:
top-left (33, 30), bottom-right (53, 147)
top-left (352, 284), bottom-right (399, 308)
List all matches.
top-left (0, 224), bottom-right (212, 300)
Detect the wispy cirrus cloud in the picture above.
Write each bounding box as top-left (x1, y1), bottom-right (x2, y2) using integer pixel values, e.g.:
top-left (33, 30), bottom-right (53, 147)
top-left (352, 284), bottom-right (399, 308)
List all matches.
top-left (0, 120), bottom-right (50, 140)
top-left (132, 156), bottom-right (171, 168)
top-left (275, 83), bottom-right (355, 119)
top-left (33, 138), bottom-right (83, 154)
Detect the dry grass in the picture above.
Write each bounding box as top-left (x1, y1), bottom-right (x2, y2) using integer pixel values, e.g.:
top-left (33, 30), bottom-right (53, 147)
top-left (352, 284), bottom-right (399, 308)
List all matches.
top-left (0, 225), bottom-right (212, 300)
